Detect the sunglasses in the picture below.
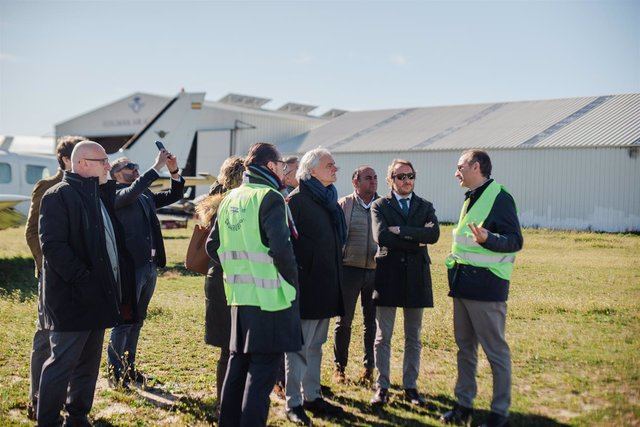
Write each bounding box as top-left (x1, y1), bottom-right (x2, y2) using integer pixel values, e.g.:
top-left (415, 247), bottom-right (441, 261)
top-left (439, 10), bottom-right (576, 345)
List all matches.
top-left (113, 162), bottom-right (139, 173)
top-left (393, 172), bottom-right (416, 181)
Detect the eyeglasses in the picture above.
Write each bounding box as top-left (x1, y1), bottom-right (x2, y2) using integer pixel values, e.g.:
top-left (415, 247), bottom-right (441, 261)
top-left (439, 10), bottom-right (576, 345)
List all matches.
top-left (273, 160), bottom-right (288, 172)
top-left (393, 172), bottom-right (416, 181)
top-left (83, 158), bottom-right (109, 165)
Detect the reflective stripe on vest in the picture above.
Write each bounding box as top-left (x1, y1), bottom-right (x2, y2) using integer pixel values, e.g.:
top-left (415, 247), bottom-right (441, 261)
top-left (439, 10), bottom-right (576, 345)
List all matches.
top-left (225, 273), bottom-right (286, 290)
top-left (218, 250), bottom-right (274, 264)
top-left (446, 181), bottom-right (517, 281)
top-left (452, 232), bottom-right (516, 263)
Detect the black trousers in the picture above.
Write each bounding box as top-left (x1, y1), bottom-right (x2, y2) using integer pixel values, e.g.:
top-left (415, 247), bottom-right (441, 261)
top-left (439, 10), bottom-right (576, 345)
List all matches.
top-left (219, 351), bottom-right (281, 427)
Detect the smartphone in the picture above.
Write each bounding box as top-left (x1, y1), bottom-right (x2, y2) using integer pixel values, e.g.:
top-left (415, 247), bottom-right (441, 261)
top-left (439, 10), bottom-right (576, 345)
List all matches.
top-left (155, 140), bottom-right (166, 151)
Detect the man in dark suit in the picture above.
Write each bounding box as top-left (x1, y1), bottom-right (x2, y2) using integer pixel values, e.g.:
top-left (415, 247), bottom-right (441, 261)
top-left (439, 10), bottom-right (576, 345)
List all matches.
top-left (370, 159), bottom-right (440, 408)
top-left (106, 151), bottom-right (184, 386)
top-left (37, 141), bottom-right (137, 426)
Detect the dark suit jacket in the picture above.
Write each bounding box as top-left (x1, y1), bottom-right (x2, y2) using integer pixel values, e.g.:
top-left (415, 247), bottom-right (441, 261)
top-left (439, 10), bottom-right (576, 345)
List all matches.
top-left (206, 174), bottom-right (302, 354)
top-left (371, 192), bottom-right (440, 308)
top-left (114, 168), bottom-right (185, 268)
top-left (39, 173), bottom-right (136, 331)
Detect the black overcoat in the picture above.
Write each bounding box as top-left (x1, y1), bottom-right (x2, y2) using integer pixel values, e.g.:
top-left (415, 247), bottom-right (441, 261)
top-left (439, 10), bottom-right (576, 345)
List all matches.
top-left (288, 185), bottom-right (345, 320)
top-left (39, 173), bottom-right (137, 331)
top-left (371, 192), bottom-right (440, 308)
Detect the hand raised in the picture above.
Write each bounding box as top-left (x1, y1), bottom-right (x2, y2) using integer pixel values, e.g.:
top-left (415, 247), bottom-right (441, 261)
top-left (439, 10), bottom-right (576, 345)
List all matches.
top-left (153, 150), bottom-right (170, 171)
top-left (166, 154), bottom-right (178, 172)
top-left (468, 222), bottom-right (488, 244)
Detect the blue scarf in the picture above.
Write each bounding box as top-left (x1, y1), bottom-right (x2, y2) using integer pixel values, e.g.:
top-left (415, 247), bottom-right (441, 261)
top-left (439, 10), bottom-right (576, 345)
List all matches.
top-left (300, 177), bottom-right (347, 246)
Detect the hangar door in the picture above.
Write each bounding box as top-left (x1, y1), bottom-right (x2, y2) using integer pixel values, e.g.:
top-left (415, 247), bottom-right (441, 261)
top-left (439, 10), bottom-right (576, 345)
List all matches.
top-left (195, 130), bottom-right (231, 197)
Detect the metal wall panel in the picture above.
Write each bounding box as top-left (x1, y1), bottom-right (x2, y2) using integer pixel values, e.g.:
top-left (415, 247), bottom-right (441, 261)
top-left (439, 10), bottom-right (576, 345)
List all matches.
top-left (329, 148), bottom-right (639, 232)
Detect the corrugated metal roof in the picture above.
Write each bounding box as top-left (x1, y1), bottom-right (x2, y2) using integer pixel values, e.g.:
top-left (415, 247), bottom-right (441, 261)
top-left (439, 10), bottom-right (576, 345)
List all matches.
top-left (278, 94), bottom-right (640, 153)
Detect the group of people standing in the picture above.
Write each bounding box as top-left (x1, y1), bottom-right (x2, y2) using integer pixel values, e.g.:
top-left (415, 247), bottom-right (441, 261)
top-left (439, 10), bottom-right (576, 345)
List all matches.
top-left (23, 136), bottom-right (522, 427)
top-left (200, 143), bottom-right (523, 427)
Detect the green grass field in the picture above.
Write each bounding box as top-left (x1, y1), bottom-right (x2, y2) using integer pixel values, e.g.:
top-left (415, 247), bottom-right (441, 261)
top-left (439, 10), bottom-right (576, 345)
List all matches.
top-left (1, 224), bottom-right (638, 426)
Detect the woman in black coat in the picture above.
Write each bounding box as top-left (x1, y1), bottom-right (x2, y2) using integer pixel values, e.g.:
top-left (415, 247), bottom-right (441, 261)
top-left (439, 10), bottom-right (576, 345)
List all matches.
top-left (196, 156), bottom-right (245, 402)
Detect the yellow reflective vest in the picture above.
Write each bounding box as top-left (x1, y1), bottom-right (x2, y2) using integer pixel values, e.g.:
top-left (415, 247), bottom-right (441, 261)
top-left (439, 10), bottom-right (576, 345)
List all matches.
top-left (216, 183), bottom-right (296, 311)
top-left (445, 181), bottom-right (516, 280)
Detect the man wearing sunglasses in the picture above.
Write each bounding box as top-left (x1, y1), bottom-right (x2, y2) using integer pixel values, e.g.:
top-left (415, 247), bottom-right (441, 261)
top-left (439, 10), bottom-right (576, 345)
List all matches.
top-left (370, 159), bottom-right (440, 408)
top-left (106, 151), bottom-right (185, 388)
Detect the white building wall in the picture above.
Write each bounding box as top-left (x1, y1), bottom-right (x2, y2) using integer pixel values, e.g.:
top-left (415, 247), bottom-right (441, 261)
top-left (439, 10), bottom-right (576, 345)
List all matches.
top-left (328, 147), bottom-right (639, 232)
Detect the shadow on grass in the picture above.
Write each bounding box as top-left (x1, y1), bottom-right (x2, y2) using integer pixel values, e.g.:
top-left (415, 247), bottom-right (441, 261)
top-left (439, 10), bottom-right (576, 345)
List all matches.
top-left (159, 263), bottom-right (203, 277)
top-left (0, 256), bottom-right (37, 301)
top-left (121, 381), bottom-right (218, 424)
top-left (333, 390), bottom-right (569, 426)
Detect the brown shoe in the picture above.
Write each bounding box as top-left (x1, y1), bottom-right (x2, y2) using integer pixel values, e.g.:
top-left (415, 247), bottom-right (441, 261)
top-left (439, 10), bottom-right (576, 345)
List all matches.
top-left (333, 367), bottom-right (346, 384)
top-left (357, 367), bottom-right (374, 385)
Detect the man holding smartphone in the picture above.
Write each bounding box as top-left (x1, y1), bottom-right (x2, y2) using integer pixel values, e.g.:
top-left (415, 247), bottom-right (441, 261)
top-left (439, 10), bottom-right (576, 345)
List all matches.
top-left (107, 145), bottom-right (185, 387)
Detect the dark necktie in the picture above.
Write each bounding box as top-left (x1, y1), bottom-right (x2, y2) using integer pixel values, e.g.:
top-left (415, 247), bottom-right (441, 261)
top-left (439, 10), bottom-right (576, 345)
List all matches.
top-left (399, 198), bottom-right (409, 216)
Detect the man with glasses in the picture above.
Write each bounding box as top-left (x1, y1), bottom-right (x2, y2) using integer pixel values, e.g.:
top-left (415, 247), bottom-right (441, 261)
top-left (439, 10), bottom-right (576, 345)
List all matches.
top-left (107, 151), bottom-right (184, 387)
top-left (37, 141), bottom-right (137, 425)
top-left (24, 135), bottom-right (84, 420)
top-left (370, 159), bottom-right (439, 408)
top-left (440, 150), bottom-right (523, 427)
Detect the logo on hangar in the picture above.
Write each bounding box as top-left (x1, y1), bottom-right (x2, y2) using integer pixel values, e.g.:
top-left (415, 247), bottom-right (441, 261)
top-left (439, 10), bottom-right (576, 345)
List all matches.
top-left (129, 96), bottom-right (145, 113)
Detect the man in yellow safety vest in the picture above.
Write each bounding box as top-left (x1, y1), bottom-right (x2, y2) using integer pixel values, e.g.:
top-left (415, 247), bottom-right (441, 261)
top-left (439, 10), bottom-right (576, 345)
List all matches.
top-left (206, 143), bottom-right (301, 427)
top-left (441, 150), bottom-right (523, 427)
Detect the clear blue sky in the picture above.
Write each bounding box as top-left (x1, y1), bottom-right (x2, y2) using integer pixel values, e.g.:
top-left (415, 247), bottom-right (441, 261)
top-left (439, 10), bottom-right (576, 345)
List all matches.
top-left (1, 0), bottom-right (638, 136)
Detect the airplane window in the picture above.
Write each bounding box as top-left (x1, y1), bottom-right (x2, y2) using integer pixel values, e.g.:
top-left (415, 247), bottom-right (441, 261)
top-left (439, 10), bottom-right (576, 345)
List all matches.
top-left (0, 162), bottom-right (11, 184)
top-left (26, 165), bottom-right (47, 184)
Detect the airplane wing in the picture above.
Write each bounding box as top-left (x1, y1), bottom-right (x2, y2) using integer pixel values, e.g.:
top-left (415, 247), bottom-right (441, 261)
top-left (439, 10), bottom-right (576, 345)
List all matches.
top-left (148, 174), bottom-right (216, 191)
top-left (0, 194), bottom-right (30, 230)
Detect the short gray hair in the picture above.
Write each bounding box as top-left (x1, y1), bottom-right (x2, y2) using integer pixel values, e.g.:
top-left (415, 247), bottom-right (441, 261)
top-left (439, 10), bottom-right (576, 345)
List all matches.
top-left (296, 147), bottom-right (332, 182)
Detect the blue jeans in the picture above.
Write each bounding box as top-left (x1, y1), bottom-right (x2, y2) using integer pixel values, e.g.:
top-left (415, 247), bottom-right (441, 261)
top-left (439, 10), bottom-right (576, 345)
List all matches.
top-left (107, 262), bottom-right (157, 377)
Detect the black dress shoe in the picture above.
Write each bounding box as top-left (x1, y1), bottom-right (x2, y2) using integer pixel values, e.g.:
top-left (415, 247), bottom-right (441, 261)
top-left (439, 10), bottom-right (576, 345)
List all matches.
top-left (303, 397), bottom-right (344, 416)
top-left (478, 412), bottom-right (509, 427)
top-left (440, 403), bottom-right (473, 426)
top-left (370, 387), bottom-right (389, 406)
top-left (286, 405), bottom-right (312, 426)
top-left (404, 388), bottom-right (426, 406)
top-left (27, 400), bottom-right (36, 421)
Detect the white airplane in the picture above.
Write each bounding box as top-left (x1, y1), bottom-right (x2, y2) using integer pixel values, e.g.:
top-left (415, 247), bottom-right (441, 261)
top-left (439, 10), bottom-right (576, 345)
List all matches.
top-left (0, 136), bottom-right (59, 216)
top-left (0, 194), bottom-right (31, 230)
